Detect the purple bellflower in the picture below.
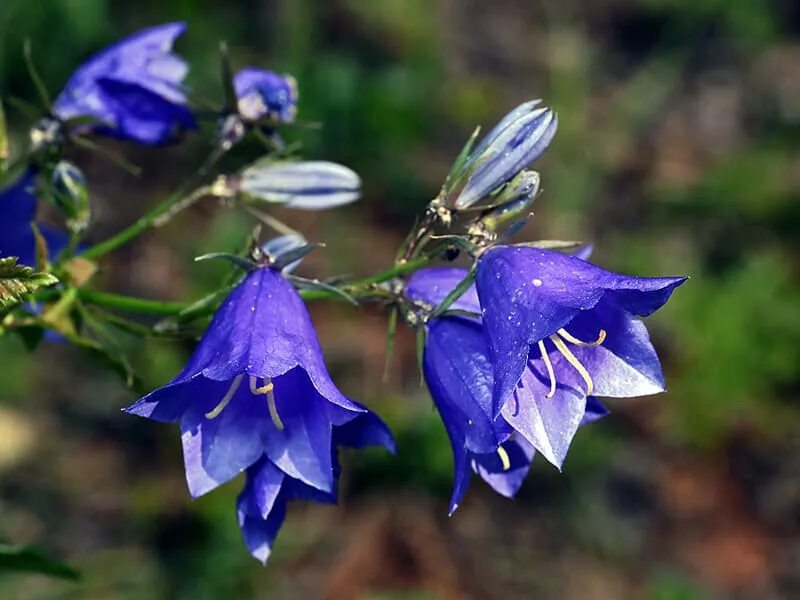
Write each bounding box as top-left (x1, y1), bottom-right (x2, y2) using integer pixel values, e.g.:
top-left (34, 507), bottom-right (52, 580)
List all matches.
top-left (234, 68), bottom-right (298, 123)
top-left (125, 265), bottom-right (394, 562)
top-left (475, 247), bottom-right (687, 445)
top-left (0, 171), bottom-right (68, 266)
top-left (53, 22), bottom-right (195, 145)
top-left (407, 265), bottom-right (614, 509)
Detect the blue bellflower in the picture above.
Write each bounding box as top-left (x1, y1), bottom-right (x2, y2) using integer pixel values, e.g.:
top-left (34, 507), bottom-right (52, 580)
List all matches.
top-left (234, 68), bottom-right (298, 123)
top-left (0, 171), bottom-right (68, 266)
top-left (53, 22), bottom-right (195, 145)
top-left (407, 266), bottom-right (615, 511)
top-left (125, 266), bottom-right (394, 562)
top-left (475, 247), bottom-right (687, 432)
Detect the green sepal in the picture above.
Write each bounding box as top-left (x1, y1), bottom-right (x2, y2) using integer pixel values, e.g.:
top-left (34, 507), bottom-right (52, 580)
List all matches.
top-left (288, 275), bottom-right (358, 306)
top-left (443, 125), bottom-right (481, 191)
top-left (383, 305), bottom-right (398, 382)
top-left (0, 544), bottom-right (80, 580)
top-left (194, 252), bottom-right (256, 271)
top-left (0, 257), bottom-right (59, 311)
top-left (429, 267), bottom-right (476, 319)
top-left (415, 326), bottom-right (427, 379)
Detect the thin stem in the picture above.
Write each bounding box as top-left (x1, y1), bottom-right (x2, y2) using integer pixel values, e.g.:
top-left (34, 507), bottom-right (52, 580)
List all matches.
top-left (82, 146), bottom-right (227, 260)
top-left (75, 256), bottom-right (430, 317)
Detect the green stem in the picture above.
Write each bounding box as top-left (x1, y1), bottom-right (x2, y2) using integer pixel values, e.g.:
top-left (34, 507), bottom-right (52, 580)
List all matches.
top-left (76, 257), bottom-right (430, 316)
top-left (82, 144), bottom-right (227, 260)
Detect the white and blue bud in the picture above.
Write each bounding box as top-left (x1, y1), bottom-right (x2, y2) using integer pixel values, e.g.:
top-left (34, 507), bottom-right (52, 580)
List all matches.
top-left (239, 161), bottom-right (361, 210)
top-left (452, 102), bottom-right (557, 209)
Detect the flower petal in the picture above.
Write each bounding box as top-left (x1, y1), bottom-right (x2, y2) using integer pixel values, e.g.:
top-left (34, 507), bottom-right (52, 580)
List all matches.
top-left (406, 267), bottom-right (480, 315)
top-left (179, 379), bottom-right (269, 497)
top-left (501, 364), bottom-right (587, 469)
top-left (423, 318), bottom-right (497, 454)
top-left (476, 246), bottom-right (685, 413)
top-left (471, 435), bottom-right (535, 498)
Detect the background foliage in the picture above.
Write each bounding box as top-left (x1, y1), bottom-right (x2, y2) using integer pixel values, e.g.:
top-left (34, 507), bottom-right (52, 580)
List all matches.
top-left (1, 0), bottom-right (799, 598)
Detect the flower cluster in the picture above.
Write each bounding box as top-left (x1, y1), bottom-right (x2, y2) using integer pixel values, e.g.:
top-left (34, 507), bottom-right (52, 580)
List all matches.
top-left (0, 23), bottom-right (686, 566)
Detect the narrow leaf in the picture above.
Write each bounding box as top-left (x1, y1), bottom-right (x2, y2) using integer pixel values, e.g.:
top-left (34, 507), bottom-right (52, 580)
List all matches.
top-left (382, 305), bottom-right (398, 382)
top-left (23, 39), bottom-right (52, 111)
top-left (429, 268), bottom-right (476, 319)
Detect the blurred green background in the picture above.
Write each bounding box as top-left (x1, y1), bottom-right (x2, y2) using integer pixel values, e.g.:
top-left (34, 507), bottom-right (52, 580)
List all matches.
top-left (1, 0), bottom-right (800, 598)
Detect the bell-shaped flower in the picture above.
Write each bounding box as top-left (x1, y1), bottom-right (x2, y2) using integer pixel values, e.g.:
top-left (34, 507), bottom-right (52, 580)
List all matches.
top-left (124, 265), bottom-right (394, 499)
top-left (0, 170), bottom-right (68, 266)
top-left (237, 410), bottom-right (393, 564)
top-left (475, 246), bottom-right (687, 426)
top-left (452, 101), bottom-right (557, 209)
top-left (53, 22), bottom-right (195, 145)
top-left (234, 68), bottom-right (298, 123)
top-left (409, 265), bottom-right (614, 484)
top-left (238, 160), bottom-right (361, 209)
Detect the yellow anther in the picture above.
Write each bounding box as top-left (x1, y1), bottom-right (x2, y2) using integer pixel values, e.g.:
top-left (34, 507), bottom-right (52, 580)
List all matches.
top-left (497, 446), bottom-right (511, 471)
top-left (557, 327), bottom-right (607, 347)
top-left (249, 376), bottom-right (284, 430)
top-left (549, 334), bottom-right (595, 396)
top-left (538, 340), bottom-right (557, 398)
top-left (205, 374), bottom-right (244, 419)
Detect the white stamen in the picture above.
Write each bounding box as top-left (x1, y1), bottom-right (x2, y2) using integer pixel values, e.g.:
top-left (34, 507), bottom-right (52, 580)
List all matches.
top-left (557, 327), bottom-right (607, 347)
top-left (249, 375), bottom-right (284, 430)
top-left (549, 334), bottom-right (595, 396)
top-left (497, 446), bottom-right (511, 471)
top-left (538, 340), bottom-right (557, 398)
top-left (205, 374), bottom-right (244, 419)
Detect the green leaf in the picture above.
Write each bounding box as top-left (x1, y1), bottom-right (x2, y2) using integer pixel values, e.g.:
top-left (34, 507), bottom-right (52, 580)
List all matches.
top-left (0, 545), bottom-right (80, 580)
top-left (219, 41), bottom-right (238, 112)
top-left (0, 257), bottom-right (58, 311)
top-left (23, 39), bottom-right (52, 111)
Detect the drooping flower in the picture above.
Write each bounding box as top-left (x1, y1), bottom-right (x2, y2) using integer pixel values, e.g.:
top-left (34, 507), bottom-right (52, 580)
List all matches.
top-left (237, 160), bottom-right (361, 209)
top-left (124, 265), bottom-right (394, 562)
top-left (0, 170), bottom-right (68, 266)
top-left (407, 265), bottom-right (615, 502)
top-left (234, 68), bottom-right (298, 123)
top-left (237, 411), bottom-right (393, 564)
top-left (52, 22), bottom-right (195, 145)
top-left (475, 246), bottom-right (687, 424)
top-left (451, 101), bottom-right (558, 209)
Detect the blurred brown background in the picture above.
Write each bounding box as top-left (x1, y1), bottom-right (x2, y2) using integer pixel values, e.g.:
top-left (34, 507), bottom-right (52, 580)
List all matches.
top-left (1, 0), bottom-right (800, 598)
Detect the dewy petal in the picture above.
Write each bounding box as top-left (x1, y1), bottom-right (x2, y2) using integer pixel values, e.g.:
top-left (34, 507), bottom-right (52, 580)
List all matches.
top-left (406, 267), bottom-right (480, 315)
top-left (476, 246), bottom-right (686, 414)
top-left (501, 364), bottom-right (587, 470)
top-left (178, 267), bottom-right (358, 412)
top-left (179, 379), bottom-right (270, 497)
top-left (471, 435), bottom-right (535, 498)
top-left (423, 318), bottom-right (498, 454)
